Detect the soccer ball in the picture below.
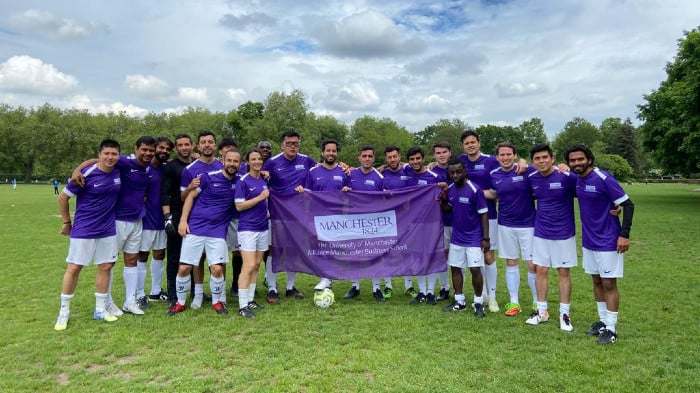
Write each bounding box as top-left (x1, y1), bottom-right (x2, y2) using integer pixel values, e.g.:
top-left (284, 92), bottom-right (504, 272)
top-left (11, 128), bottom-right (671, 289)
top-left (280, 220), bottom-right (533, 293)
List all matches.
top-left (313, 288), bottom-right (335, 308)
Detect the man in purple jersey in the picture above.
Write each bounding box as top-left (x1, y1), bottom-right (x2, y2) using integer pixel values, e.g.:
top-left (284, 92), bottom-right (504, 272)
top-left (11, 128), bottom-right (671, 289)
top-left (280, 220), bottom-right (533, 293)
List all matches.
top-left (136, 137), bottom-right (173, 310)
top-left (525, 145), bottom-right (578, 332)
top-left (180, 130), bottom-right (224, 309)
top-left (441, 158), bottom-right (489, 318)
top-left (262, 130), bottom-right (316, 301)
top-left (566, 144), bottom-right (635, 345)
top-left (346, 145), bottom-right (388, 302)
top-left (430, 141), bottom-right (454, 302)
top-left (405, 146), bottom-right (447, 306)
top-left (161, 134), bottom-right (194, 303)
top-left (55, 139), bottom-right (122, 331)
top-left (167, 149), bottom-right (242, 316)
top-left (217, 137), bottom-right (244, 297)
top-left (71, 136), bottom-right (156, 316)
top-left (486, 142), bottom-right (538, 317)
top-left (307, 139), bottom-right (351, 291)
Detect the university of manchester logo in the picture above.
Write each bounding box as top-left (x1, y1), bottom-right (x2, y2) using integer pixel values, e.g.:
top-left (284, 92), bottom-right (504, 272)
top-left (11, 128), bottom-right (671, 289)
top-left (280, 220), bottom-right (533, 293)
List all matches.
top-left (314, 211), bottom-right (397, 241)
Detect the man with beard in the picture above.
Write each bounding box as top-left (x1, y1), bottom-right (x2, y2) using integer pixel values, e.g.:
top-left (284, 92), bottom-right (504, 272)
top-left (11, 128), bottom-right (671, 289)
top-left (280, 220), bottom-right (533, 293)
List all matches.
top-left (161, 134), bottom-right (194, 303)
top-left (179, 130), bottom-right (224, 309)
top-left (135, 137), bottom-right (173, 309)
top-left (566, 144), bottom-right (634, 345)
top-left (167, 149), bottom-right (241, 316)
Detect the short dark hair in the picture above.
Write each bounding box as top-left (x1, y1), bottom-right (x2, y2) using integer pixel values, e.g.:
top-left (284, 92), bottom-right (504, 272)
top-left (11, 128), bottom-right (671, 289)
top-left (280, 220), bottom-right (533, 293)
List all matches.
top-left (495, 142), bottom-right (516, 155)
top-left (406, 146), bottom-right (424, 159)
top-left (359, 145), bottom-right (374, 154)
top-left (321, 139), bottom-right (339, 152)
top-left (99, 139), bottom-right (121, 152)
top-left (432, 141), bottom-right (451, 151)
top-left (447, 157), bottom-right (464, 167)
top-left (460, 129), bottom-right (480, 143)
top-left (565, 144), bottom-right (595, 165)
top-left (257, 140), bottom-right (272, 148)
top-left (530, 144), bottom-right (552, 160)
top-left (384, 145), bottom-right (401, 155)
top-left (245, 148), bottom-right (265, 162)
top-left (280, 130), bottom-right (300, 142)
top-left (198, 130), bottom-right (216, 143)
top-left (135, 136), bottom-right (156, 148)
top-left (174, 133), bottom-right (192, 142)
top-left (156, 136), bottom-right (174, 149)
top-left (218, 137), bottom-right (238, 150)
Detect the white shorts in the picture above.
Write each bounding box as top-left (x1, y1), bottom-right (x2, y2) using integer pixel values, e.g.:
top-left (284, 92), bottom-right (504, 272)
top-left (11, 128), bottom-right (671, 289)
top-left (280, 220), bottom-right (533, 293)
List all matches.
top-left (443, 226), bottom-right (452, 250)
top-left (238, 230), bottom-right (270, 252)
top-left (533, 236), bottom-right (578, 268)
top-left (497, 225), bottom-right (533, 260)
top-left (226, 219), bottom-right (240, 252)
top-left (66, 236), bottom-right (118, 266)
top-left (448, 244), bottom-right (485, 269)
top-left (116, 219), bottom-right (143, 254)
top-left (488, 219), bottom-right (498, 251)
top-left (582, 247), bottom-right (623, 278)
top-left (180, 234), bottom-right (229, 266)
top-left (139, 229), bottom-right (167, 252)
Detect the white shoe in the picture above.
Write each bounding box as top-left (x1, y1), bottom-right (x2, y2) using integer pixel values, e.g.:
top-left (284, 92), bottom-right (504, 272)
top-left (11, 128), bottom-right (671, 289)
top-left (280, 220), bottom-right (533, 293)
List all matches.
top-left (93, 309), bottom-right (118, 322)
top-left (560, 314), bottom-right (574, 332)
top-left (54, 314), bottom-right (69, 331)
top-left (106, 302), bottom-right (124, 317)
top-left (488, 297), bottom-right (500, 313)
top-left (525, 311), bottom-right (550, 325)
top-left (191, 294), bottom-right (203, 309)
top-left (314, 278), bottom-right (332, 290)
top-left (122, 302), bottom-right (145, 315)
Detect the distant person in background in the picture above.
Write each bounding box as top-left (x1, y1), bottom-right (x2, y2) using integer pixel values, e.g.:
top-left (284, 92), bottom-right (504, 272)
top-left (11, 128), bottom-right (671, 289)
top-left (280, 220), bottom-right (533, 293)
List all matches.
top-left (12, 178), bottom-right (17, 190)
top-left (53, 179), bottom-right (60, 195)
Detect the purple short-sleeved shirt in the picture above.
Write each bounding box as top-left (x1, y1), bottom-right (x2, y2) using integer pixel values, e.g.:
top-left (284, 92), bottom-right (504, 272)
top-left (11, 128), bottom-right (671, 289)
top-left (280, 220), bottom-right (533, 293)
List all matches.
top-left (64, 164), bottom-right (121, 239)
top-left (447, 181), bottom-right (488, 247)
top-left (529, 170), bottom-right (577, 240)
top-left (115, 155), bottom-right (150, 222)
top-left (187, 170), bottom-right (238, 239)
top-left (490, 165), bottom-right (536, 228)
top-left (575, 168), bottom-right (629, 251)
top-left (263, 153), bottom-right (317, 196)
top-left (349, 168), bottom-right (384, 191)
top-left (306, 165), bottom-right (349, 191)
top-left (459, 153), bottom-right (500, 219)
top-left (234, 173), bottom-right (269, 232)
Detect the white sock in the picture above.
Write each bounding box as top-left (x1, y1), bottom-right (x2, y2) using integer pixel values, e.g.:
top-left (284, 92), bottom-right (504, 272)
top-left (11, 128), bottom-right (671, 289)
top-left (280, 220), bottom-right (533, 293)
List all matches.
top-left (248, 284), bottom-right (257, 303)
top-left (123, 266), bottom-right (138, 306)
top-left (606, 310), bottom-right (618, 333)
top-left (417, 276), bottom-right (427, 294)
top-left (438, 270), bottom-right (449, 290)
top-left (404, 276), bottom-right (412, 290)
top-left (286, 272), bottom-right (297, 290)
top-left (351, 280), bottom-right (360, 288)
top-left (194, 283), bottom-right (203, 295)
top-left (210, 275), bottom-right (224, 304)
top-left (480, 266), bottom-right (487, 296)
top-left (505, 265), bottom-right (520, 304)
top-left (455, 293), bottom-right (466, 305)
top-left (473, 295), bottom-right (484, 305)
top-left (238, 289), bottom-right (249, 310)
top-left (384, 277), bottom-right (393, 289)
top-left (485, 263), bottom-right (498, 299)
top-left (560, 303), bottom-right (570, 316)
top-left (175, 275), bottom-right (190, 306)
top-left (59, 293), bottom-right (74, 316)
top-left (537, 301), bottom-right (548, 315)
top-left (265, 258), bottom-right (277, 292)
top-left (107, 269), bottom-right (114, 305)
top-left (427, 273), bottom-right (437, 294)
top-left (136, 261), bottom-right (147, 298)
top-left (596, 301), bottom-right (607, 321)
top-left (95, 292), bottom-right (108, 312)
top-left (150, 259), bottom-right (164, 294)
top-left (371, 279), bottom-right (381, 291)
top-left (527, 271), bottom-right (537, 304)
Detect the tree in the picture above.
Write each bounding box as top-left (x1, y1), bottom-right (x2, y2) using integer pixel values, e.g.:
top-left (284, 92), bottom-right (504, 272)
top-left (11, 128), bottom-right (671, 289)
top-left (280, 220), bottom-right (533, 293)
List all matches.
top-left (412, 118), bottom-right (468, 152)
top-left (638, 27), bottom-right (700, 176)
top-left (346, 116), bottom-right (413, 166)
top-left (596, 154), bottom-right (633, 181)
top-left (517, 118), bottom-right (549, 158)
top-left (475, 124), bottom-right (525, 157)
top-left (552, 117), bottom-right (600, 160)
top-left (600, 117), bottom-right (642, 175)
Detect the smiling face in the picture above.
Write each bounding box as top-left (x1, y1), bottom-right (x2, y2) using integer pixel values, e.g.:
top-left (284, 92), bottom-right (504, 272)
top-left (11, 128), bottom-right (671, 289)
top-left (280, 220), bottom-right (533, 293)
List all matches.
top-left (175, 136), bottom-right (193, 160)
top-left (198, 135), bottom-right (216, 158)
top-left (247, 151), bottom-right (264, 172)
top-left (462, 135), bottom-right (480, 157)
top-left (135, 143), bottom-right (155, 166)
top-left (358, 148), bottom-right (375, 171)
top-left (155, 141), bottom-right (172, 163)
top-left (408, 152), bottom-right (424, 172)
top-left (496, 145), bottom-right (516, 170)
top-left (448, 162), bottom-right (466, 186)
top-left (223, 150), bottom-right (241, 177)
top-left (433, 146), bottom-right (451, 166)
top-left (532, 150), bottom-right (554, 175)
top-left (321, 142), bottom-right (338, 165)
top-left (385, 149), bottom-right (401, 171)
top-left (567, 150), bottom-right (592, 176)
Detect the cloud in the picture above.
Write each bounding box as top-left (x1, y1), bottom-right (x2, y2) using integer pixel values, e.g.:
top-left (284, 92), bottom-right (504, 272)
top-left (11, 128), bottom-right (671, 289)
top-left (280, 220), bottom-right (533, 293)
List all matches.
top-left (397, 94), bottom-right (452, 113)
top-left (495, 82), bottom-right (547, 97)
top-left (323, 81), bottom-right (380, 111)
top-left (177, 87), bottom-right (209, 105)
top-left (124, 74), bottom-right (170, 98)
top-left (226, 88), bottom-right (247, 105)
top-left (60, 95), bottom-right (149, 117)
top-left (405, 51), bottom-right (487, 76)
top-left (312, 10), bottom-right (425, 58)
top-left (219, 12), bottom-right (277, 30)
top-left (0, 55), bottom-right (77, 94)
top-left (9, 9), bottom-right (108, 40)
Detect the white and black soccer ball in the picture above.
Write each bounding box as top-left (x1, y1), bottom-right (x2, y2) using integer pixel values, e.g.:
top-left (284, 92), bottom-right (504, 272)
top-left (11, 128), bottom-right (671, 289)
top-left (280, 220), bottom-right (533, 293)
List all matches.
top-left (313, 288), bottom-right (335, 308)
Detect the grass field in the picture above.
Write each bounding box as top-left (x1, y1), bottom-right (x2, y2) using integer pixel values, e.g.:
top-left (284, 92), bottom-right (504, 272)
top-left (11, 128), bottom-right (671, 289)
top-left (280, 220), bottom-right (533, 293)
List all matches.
top-left (0, 183), bottom-right (698, 393)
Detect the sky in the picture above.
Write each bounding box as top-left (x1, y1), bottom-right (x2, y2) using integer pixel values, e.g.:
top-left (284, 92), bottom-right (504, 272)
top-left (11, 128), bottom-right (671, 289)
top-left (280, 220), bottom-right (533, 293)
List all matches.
top-left (1, 0), bottom-right (699, 138)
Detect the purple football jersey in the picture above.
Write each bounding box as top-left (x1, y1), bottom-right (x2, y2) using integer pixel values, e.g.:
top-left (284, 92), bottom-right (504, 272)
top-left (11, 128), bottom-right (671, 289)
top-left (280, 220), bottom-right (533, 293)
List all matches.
top-left (142, 163), bottom-right (164, 230)
top-left (382, 165), bottom-right (410, 190)
top-left (180, 159), bottom-right (224, 192)
top-left (64, 164), bottom-right (121, 239)
top-left (489, 165), bottom-right (536, 228)
top-left (234, 173), bottom-right (269, 232)
top-left (187, 170), bottom-right (238, 239)
top-left (115, 155), bottom-right (150, 222)
top-left (305, 165), bottom-right (349, 191)
top-left (575, 168), bottom-right (629, 251)
top-left (459, 153), bottom-right (499, 219)
top-left (349, 168), bottom-right (384, 191)
top-left (529, 170), bottom-right (577, 240)
top-left (447, 181), bottom-right (488, 247)
top-left (432, 164), bottom-right (453, 226)
top-left (263, 153), bottom-right (317, 196)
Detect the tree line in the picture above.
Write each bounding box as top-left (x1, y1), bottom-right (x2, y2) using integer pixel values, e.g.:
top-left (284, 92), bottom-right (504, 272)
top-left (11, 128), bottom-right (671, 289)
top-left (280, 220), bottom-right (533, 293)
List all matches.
top-left (5, 27), bottom-right (700, 183)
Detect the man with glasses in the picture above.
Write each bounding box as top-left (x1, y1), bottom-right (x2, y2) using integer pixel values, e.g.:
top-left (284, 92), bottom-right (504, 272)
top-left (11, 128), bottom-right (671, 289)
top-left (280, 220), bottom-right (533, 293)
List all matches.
top-left (261, 131), bottom-right (316, 302)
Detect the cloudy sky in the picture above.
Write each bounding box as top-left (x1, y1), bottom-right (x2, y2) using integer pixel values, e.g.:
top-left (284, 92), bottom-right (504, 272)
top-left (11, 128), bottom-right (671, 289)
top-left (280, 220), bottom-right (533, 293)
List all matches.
top-left (1, 1), bottom-right (699, 137)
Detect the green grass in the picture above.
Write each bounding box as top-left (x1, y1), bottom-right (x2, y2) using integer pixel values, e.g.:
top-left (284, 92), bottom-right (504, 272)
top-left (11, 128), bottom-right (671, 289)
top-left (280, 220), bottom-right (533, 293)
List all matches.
top-left (0, 183), bottom-right (698, 392)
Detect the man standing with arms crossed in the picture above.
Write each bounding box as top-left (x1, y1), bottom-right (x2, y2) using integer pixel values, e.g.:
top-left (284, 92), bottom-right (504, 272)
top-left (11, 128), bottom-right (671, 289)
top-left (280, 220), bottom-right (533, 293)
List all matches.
top-left (566, 144), bottom-right (634, 344)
